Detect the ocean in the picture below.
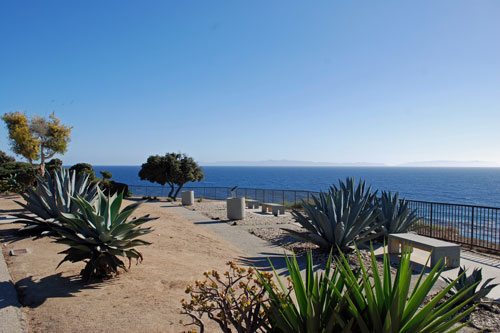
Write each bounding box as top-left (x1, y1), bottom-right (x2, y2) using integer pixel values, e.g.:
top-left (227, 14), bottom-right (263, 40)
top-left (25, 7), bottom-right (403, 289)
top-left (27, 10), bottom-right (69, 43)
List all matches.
top-left (92, 166), bottom-right (500, 208)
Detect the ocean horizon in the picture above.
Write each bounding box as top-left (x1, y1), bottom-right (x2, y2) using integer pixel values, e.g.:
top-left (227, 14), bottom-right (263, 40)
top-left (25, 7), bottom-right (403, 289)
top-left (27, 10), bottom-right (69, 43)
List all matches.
top-left (84, 165), bottom-right (500, 208)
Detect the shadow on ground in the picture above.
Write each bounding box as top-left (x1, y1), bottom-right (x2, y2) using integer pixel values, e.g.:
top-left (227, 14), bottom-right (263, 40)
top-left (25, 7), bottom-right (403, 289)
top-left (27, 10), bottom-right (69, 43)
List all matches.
top-left (0, 226), bottom-right (25, 244)
top-left (14, 273), bottom-right (104, 308)
top-left (237, 252), bottom-right (323, 276)
top-left (0, 281), bottom-right (21, 309)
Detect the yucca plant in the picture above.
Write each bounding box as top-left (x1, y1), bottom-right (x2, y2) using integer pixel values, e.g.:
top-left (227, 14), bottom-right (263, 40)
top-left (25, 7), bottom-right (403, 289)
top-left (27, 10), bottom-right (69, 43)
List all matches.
top-left (377, 191), bottom-right (421, 235)
top-left (15, 168), bottom-right (98, 236)
top-left (258, 251), bottom-right (353, 332)
top-left (53, 189), bottom-right (156, 282)
top-left (443, 266), bottom-right (498, 307)
top-left (336, 246), bottom-right (477, 332)
top-left (285, 178), bottom-right (382, 252)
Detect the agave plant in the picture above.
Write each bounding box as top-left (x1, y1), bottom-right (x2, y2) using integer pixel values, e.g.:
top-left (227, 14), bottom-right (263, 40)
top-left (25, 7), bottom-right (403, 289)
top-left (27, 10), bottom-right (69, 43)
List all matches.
top-left (258, 251), bottom-right (353, 332)
top-left (284, 178), bottom-right (382, 251)
top-left (15, 168), bottom-right (98, 236)
top-left (53, 189), bottom-right (156, 282)
top-left (337, 246), bottom-right (476, 332)
top-left (377, 191), bottom-right (421, 235)
top-left (443, 266), bottom-right (498, 306)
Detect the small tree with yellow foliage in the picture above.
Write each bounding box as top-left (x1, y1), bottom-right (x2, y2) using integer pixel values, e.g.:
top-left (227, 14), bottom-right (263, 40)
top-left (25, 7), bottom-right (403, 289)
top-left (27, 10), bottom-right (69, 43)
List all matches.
top-left (2, 112), bottom-right (72, 177)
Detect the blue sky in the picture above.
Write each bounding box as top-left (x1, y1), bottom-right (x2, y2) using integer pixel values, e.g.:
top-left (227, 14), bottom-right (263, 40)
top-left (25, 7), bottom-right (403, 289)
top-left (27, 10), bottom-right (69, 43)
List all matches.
top-left (1, 1), bottom-right (499, 166)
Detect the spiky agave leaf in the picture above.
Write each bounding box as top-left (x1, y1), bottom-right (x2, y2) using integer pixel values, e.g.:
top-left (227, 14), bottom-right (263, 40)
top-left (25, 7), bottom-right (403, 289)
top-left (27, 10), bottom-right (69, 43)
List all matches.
top-left (53, 188), bottom-right (156, 282)
top-left (443, 266), bottom-right (499, 306)
top-left (335, 245), bottom-right (477, 332)
top-left (14, 168), bottom-right (98, 236)
top-left (286, 178), bottom-right (382, 251)
top-left (378, 191), bottom-right (422, 235)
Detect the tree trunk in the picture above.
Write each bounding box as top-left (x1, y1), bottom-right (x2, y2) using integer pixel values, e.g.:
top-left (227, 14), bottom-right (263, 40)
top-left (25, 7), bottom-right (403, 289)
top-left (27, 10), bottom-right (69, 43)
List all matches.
top-left (39, 150), bottom-right (45, 178)
top-left (173, 184), bottom-right (183, 200)
top-left (168, 183), bottom-right (175, 198)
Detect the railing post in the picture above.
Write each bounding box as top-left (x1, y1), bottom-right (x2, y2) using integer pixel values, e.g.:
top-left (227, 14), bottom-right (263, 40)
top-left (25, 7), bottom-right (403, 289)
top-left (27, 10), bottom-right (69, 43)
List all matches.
top-left (430, 203), bottom-right (433, 238)
top-left (282, 191), bottom-right (285, 205)
top-left (471, 207), bottom-right (475, 247)
top-left (294, 191), bottom-right (297, 205)
top-left (272, 190), bottom-right (275, 203)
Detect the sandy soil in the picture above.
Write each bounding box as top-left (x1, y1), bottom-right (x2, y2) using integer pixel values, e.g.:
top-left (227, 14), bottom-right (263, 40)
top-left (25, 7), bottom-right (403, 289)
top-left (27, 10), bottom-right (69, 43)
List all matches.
top-left (0, 195), bottom-right (243, 332)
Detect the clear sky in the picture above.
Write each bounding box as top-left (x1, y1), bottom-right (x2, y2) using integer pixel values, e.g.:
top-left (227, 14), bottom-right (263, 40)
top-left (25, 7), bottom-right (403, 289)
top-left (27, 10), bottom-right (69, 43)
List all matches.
top-left (1, 1), bottom-right (499, 166)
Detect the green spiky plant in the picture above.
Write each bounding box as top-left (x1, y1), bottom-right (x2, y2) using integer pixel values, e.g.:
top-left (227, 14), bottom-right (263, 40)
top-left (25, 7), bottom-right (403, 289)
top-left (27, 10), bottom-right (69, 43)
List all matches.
top-left (260, 247), bottom-right (478, 333)
top-left (336, 246), bottom-right (477, 332)
top-left (15, 168), bottom-right (98, 236)
top-left (53, 189), bottom-right (156, 282)
top-left (257, 251), bottom-right (354, 332)
top-left (443, 266), bottom-right (498, 307)
top-left (377, 191), bottom-right (421, 235)
top-left (284, 178), bottom-right (382, 252)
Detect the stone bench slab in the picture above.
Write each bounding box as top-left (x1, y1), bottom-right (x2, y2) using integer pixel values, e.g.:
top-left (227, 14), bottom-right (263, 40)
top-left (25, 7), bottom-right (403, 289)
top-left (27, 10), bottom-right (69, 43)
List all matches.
top-left (261, 203), bottom-right (285, 216)
top-left (388, 233), bottom-right (460, 268)
top-left (245, 199), bottom-right (260, 209)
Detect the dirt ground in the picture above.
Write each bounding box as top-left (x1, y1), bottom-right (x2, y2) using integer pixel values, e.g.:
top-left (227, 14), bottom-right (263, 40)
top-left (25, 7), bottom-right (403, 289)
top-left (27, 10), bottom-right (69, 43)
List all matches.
top-left (0, 195), bottom-right (243, 332)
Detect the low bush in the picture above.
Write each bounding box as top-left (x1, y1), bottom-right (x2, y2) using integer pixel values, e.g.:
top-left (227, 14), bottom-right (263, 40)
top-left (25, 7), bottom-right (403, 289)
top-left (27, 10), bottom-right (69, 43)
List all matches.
top-left (0, 161), bottom-right (38, 192)
top-left (181, 261), bottom-right (276, 332)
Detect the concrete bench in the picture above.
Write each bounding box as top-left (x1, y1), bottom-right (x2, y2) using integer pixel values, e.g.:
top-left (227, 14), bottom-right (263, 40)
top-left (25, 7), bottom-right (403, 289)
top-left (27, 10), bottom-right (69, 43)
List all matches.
top-left (245, 199), bottom-right (260, 209)
top-left (388, 233), bottom-right (460, 268)
top-left (261, 203), bottom-right (285, 216)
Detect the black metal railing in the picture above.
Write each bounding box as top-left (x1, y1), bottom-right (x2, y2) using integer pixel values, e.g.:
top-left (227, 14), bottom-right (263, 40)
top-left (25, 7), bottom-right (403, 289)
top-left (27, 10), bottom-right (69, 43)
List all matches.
top-left (406, 200), bottom-right (500, 251)
top-left (128, 185), bottom-right (500, 252)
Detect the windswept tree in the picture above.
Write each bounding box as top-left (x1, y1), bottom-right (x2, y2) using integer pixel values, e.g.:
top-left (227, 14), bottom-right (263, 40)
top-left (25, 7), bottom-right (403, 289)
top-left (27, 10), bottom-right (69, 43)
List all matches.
top-left (2, 112), bottom-right (72, 177)
top-left (139, 153), bottom-right (205, 199)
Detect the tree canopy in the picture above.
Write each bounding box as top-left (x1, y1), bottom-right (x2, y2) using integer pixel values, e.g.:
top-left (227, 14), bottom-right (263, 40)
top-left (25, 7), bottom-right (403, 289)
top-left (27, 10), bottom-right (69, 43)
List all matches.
top-left (70, 163), bottom-right (95, 181)
top-left (45, 158), bottom-right (63, 175)
top-left (139, 153), bottom-right (205, 199)
top-left (2, 112), bottom-right (72, 176)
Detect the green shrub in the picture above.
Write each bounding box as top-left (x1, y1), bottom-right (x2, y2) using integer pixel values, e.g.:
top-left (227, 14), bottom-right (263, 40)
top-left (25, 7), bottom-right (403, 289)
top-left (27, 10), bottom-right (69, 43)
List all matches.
top-left (0, 150), bottom-right (15, 164)
top-left (45, 158), bottom-right (63, 176)
top-left (100, 179), bottom-right (130, 197)
top-left (100, 170), bottom-right (112, 180)
top-left (70, 163), bottom-right (95, 181)
top-left (285, 178), bottom-right (382, 251)
top-left (53, 189), bottom-right (156, 282)
top-left (197, 196), bottom-right (203, 203)
top-left (0, 161), bottom-right (38, 192)
top-left (181, 261), bottom-right (275, 332)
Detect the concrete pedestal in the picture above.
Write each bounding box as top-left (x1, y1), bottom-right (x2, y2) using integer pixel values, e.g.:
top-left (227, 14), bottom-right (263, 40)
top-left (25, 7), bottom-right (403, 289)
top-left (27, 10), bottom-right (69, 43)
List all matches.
top-left (182, 191), bottom-right (194, 206)
top-left (227, 197), bottom-right (245, 220)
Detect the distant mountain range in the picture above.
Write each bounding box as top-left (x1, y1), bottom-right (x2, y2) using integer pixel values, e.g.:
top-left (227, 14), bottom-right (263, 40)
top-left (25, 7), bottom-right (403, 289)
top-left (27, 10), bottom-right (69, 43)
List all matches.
top-left (200, 159), bottom-right (500, 167)
top-left (398, 160), bottom-right (500, 167)
top-left (200, 160), bottom-right (385, 167)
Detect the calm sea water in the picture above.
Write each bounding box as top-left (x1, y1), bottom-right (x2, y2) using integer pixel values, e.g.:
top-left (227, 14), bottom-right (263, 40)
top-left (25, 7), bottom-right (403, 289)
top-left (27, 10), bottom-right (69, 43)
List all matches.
top-left (92, 166), bottom-right (500, 207)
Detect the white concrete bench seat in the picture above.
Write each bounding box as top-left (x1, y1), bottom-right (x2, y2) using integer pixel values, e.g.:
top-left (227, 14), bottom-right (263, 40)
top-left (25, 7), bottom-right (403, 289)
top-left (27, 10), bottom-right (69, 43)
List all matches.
top-left (388, 233), bottom-right (460, 268)
top-left (261, 203), bottom-right (285, 216)
top-left (245, 199), bottom-right (260, 209)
